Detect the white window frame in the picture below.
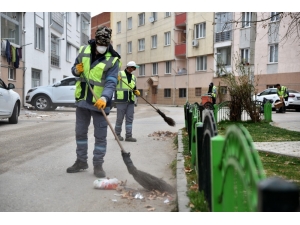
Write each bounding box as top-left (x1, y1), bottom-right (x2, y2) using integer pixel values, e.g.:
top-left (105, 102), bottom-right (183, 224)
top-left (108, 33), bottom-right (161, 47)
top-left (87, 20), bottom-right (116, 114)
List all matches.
top-left (138, 13), bottom-right (145, 26)
top-left (127, 17), bottom-right (132, 30)
top-left (164, 32), bottom-right (171, 46)
top-left (151, 35), bottom-right (157, 49)
top-left (217, 47), bottom-right (231, 66)
top-left (117, 21), bottom-right (121, 33)
top-left (66, 12), bottom-right (71, 24)
top-left (196, 56), bottom-right (207, 71)
top-left (165, 12), bottom-right (171, 18)
top-left (8, 67), bottom-right (16, 80)
top-left (138, 64), bottom-right (145, 76)
top-left (127, 41), bottom-right (132, 53)
top-left (116, 44), bottom-right (121, 55)
top-left (32, 69), bottom-right (41, 87)
top-left (152, 63), bottom-right (158, 75)
top-left (242, 12), bottom-right (252, 28)
top-left (138, 38), bottom-right (145, 51)
top-left (35, 26), bottom-right (44, 50)
top-left (195, 22), bottom-right (206, 39)
top-left (241, 48), bottom-right (250, 64)
top-left (165, 61), bottom-right (172, 74)
top-left (269, 44), bottom-right (278, 63)
top-left (270, 12), bottom-right (280, 22)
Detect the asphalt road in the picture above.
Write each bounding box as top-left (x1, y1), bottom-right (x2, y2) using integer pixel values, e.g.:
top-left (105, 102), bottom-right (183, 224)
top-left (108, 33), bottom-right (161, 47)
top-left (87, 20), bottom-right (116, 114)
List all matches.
top-left (0, 104), bottom-right (185, 212)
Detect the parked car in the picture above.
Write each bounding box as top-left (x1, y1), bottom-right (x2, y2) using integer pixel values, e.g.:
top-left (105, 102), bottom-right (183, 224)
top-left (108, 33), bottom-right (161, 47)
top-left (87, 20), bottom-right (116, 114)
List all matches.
top-left (26, 76), bottom-right (77, 111)
top-left (253, 88), bottom-right (289, 110)
top-left (0, 78), bottom-right (21, 124)
top-left (286, 89), bottom-right (300, 112)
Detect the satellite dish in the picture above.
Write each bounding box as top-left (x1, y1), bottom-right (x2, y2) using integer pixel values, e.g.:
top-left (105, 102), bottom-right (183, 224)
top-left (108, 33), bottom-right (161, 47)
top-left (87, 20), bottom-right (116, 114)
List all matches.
top-left (149, 17), bottom-right (154, 23)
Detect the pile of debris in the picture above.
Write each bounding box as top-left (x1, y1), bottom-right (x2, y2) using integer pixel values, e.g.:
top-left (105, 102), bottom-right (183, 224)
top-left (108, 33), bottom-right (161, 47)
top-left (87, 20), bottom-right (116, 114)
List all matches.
top-left (148, 131), bottom-right (177, 141)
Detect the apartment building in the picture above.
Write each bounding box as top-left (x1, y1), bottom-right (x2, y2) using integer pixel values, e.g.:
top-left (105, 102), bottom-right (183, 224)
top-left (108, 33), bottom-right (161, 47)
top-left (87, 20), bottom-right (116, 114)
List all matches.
top-left (0, 12), bottom-right (91, 107)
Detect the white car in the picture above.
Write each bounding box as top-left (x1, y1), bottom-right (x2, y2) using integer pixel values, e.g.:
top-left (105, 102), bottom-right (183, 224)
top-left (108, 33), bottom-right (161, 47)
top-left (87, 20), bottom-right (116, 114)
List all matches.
top-left (26, 76), bottom-right (77, 111)
top-left (0, 78), bottom-right (21, 124)
top-left (253, 88), bottom-right (289, 110)
top-left (287, 89), bottom-right (300, 112)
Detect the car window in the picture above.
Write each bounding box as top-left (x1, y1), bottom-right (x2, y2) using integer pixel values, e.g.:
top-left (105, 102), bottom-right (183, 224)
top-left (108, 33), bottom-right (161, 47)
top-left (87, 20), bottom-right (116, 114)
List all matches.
top-left (0, 79), bottom-right (5, 89)
top-left (270, 89), bottom-right (277, 94)
top-left (288, 89), bottom-right (300, 93)
top-left (260, 90), bottom-right (270, 95)
top-left (60, 78), bottom-right (76, 86)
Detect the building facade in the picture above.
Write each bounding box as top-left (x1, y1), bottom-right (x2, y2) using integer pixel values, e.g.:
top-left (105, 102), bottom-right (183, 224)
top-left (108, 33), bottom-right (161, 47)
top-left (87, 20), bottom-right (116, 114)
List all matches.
top-left (1, 12), bottom-right (91, 107)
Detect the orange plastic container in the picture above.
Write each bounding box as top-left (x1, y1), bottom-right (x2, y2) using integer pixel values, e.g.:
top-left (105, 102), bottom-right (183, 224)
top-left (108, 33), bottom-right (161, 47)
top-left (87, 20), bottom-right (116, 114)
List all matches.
top-left (201, 95), bottom-right (212, 105)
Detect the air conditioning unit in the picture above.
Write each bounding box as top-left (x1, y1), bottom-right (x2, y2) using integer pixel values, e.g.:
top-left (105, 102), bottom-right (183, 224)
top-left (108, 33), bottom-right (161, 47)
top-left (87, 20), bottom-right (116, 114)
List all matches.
top-left (149, 17), bottom-right (154, 23)
top-left (192, 39), bottom-right (199, 47)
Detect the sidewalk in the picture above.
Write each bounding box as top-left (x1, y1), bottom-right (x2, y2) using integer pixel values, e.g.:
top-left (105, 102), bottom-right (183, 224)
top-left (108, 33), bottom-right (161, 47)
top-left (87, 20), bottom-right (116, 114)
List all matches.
top-left (176, 110), bottom-right (300, 212)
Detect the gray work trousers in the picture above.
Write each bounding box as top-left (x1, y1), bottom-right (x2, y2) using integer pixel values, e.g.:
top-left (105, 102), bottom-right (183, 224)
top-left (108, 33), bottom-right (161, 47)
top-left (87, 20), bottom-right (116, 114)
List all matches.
top-left (114, 102), bottom-right (135, 138)
top-left (75, 106), bottom-right (107, 166)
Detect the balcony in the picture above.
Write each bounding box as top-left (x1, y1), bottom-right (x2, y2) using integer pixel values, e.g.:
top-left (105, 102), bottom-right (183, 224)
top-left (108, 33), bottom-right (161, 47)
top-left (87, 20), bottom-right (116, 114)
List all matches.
top-left (175, 12), bottom-right (186, 27)
top-left (175, 43), bottom-right (186, 56)
top-left (215, 31), bottom-right (232, 43)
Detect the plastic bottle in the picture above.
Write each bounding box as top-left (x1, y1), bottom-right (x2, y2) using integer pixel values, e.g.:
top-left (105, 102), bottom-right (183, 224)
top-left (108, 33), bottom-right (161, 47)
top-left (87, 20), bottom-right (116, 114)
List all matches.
top-left (93, 178), bottom-right (119, 190)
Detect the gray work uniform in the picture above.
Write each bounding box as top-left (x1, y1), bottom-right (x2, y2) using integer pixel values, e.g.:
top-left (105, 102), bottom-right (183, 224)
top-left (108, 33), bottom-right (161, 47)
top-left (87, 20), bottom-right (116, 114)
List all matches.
top-left (115, 102), bottom-right (135, 138)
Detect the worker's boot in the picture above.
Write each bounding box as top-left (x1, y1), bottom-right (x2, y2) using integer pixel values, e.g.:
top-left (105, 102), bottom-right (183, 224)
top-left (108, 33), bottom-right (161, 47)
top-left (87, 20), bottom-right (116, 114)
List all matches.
top-left (66, 160), bottom-right (88, 173)
top-left (116, 135), bottom-right (124, 141)
top-left (125, 137), bottom-right (137, 142)
top-left (94, 164), bottom-right (106, 178)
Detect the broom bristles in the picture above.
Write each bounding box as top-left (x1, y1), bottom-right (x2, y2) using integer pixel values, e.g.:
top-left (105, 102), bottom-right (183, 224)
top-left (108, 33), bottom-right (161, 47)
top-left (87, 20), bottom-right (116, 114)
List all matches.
top-left (122, 152), bottom-right (175, 193)
top-left (156, 109), bottom-right (176, 127)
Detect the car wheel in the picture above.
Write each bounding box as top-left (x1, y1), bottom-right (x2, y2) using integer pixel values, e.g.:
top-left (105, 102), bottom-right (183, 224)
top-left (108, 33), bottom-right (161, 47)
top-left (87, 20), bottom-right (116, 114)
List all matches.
top-left (33, 95), bottom-right (51, 111)
top-left (9, 103), bottom-right (19, 124)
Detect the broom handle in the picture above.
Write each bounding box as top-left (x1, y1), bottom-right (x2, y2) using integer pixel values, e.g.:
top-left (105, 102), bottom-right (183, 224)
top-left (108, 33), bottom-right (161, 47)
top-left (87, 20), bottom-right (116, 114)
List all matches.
top-left (82, 73), bottom-right (127, 153)
top-left (120, 79), bottom-right (158, 111)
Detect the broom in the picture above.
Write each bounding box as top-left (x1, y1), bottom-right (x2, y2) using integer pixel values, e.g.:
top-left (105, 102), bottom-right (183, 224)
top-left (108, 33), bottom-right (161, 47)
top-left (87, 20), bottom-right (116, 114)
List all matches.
top-left (81, 73), bottom-right (175, 193)
top-left (119, 79), bottom-right (176, 127)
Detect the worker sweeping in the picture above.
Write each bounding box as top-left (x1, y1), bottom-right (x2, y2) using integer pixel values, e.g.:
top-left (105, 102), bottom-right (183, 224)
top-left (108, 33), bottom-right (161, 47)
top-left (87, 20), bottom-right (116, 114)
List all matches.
top-left (114, 61), bottom-right (140, 142)
top-left (208, 82), bottom-right (217, 105)
top-left (66, 25), bottom-right (121, 178)
top-left (276, 83), bottom-right (289, 113)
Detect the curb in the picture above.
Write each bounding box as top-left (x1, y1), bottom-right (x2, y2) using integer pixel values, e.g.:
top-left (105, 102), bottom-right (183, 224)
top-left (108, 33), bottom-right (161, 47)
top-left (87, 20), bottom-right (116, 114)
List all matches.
top-left (177, 129), bottom-right (190, 212)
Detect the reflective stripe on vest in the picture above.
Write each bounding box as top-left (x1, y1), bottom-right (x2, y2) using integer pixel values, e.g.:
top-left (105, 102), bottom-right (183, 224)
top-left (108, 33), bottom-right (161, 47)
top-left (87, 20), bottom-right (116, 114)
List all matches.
top-left (115, 71), bottom-right (136, 102)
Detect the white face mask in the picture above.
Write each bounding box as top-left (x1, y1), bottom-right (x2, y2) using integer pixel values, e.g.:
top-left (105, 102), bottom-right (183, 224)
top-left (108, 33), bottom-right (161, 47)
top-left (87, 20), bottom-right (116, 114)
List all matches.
top-left (96, 46), bottom-right (107, 54)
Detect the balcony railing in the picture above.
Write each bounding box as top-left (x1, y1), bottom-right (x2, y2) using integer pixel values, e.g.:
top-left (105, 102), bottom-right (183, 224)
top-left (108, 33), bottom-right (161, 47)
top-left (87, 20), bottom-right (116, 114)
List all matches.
top-left (175, 12), bottom-right (186, 26)
top-left (175, 43), bottom-right (186, 56)
top-left (215, 31), bottom-right (232, 42)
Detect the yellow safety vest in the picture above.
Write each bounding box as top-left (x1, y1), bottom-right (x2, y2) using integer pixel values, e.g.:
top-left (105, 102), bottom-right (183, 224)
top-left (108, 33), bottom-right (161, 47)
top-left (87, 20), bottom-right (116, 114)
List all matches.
top-left (115, 71), bottom-right (136, 103)
top-left (75, 45), bottom-right (119, 103)
top-left (277, 86), bottom-right (288, 98)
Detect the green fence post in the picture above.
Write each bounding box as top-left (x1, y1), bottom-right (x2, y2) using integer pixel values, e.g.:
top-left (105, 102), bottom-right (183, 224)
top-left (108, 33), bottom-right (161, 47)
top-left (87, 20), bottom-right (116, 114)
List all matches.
top-left (211, 135), bottom-right (225, 212)
top-left (264, 102), bottom-right (272, 122)
top-left (191, 106), bottom-right (198, 166)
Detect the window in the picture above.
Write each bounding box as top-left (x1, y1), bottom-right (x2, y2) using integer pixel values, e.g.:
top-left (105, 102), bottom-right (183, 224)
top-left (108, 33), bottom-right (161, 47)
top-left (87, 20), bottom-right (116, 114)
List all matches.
top-left (51, 36), bottom-right (60, 67)
top-left (241, 48), bottom-right (250, 64)
top-left (151, 12), bottom-right (157, 21)
top-left (195, 88), bottom-right (202, 96)
top-left (164, 89), bottom-right (171, 97)
top-left (242, 12), bottom-right (252, 28)
top-left (35, 26), bottom-right (45, 50)
top-left (220, 86), bottom-right (227, 94)
top-left (117, 21), bottom-right (121, 33)
top-left (138, 64), bottom-right (145, 76)
top-left (32, 69), bottom-right (41, 87)
top-left (165, 61), bottom-right (172, 74)
top-left (127, 17), bottom-right (132, 30)
top-left (76, 13), bottom-right (80, 31)
top-left (195, 22), bottom-right (206, 38)
top-left (127, 41), bottom-right (132, 53)
top-left (138, 13), bottom-right (145, 26)
top-left (66, 43), bottom-right (71, 62)
top-left (8, 68), bottom-right (15, 80)
top-left (217, 47), bottom-right (231, 66)
top-left (165, 12), bottom-right (171, 17)
top-left (271, 12), bottom-right (280, 22)
top-left (116, 44), bottom-right (121, 55)
top-left (1, 13), bottom-right (20, 45)
top-left (138, 38), bottom-right (145, 51)
top-left (151, 35), bottom-right (157, 48)
top-left (164, 31), bottom-right (171, 46)
top-left (269, 44), bottom-right (278, 63)
top-left (152, 63), bottom-right (158, 75)
top-left (179, 88), bottom-right (186, 98)
top-left (66, 12), bottom-right (71, 24)
top-left (196, 56), bottom-right (207, 71)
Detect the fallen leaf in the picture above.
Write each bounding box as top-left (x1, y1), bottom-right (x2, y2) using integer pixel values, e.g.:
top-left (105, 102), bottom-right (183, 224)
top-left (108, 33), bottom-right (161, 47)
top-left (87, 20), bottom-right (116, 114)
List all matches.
top-left (148, 207), bottom-right (155, 211)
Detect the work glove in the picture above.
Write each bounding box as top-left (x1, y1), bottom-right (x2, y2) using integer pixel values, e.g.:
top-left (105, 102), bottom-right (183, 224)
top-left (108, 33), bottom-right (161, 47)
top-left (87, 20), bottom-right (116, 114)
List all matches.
top-left (134, 90), bottom-right (140, 96)
top-left (75, 63), bottom-right (84, 74)
top-left (118, 75), bottom-right (122, 81)
top-left (94, 96), bottom-right (107, 110)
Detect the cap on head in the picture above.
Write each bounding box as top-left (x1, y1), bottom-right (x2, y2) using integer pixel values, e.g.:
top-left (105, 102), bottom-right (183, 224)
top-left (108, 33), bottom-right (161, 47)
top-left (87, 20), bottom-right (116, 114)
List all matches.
top-left (276, 83), bottom-right (280, 87)
top-left (126, 61), bottom-right (140, 68)
top-left (95, 26), bottom-right (112, 46)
